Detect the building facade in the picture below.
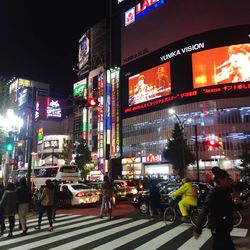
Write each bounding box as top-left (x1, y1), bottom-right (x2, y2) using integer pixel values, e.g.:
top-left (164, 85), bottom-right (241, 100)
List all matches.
top-left (115, 0), bottom-right (250, 180)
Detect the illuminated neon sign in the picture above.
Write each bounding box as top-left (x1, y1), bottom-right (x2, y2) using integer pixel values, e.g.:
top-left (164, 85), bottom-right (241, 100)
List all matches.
top-left (47, 99), bottom-right (62, 118)
top-left (125, 0), bottom-right (165, 26)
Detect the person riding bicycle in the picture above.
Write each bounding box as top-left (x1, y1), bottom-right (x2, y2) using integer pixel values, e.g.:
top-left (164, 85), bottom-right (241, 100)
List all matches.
top-left (99, 175), bottom-right (114, 219)
top-left (172, 177), bottom-right (198, 222)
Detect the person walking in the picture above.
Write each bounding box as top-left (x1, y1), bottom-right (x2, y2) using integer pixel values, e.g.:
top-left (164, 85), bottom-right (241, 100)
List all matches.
top-left (0, 182), bottom-right (6, 235)
top-left (17, 177), bottom-right (31, 235)
top-left (148, 179), bottom-right (162, 221)
top-left (52, 179), bottom-right (61, 222)
top-left (0, 182), bottom-right (17, 237)
top-left (99, 175), bottom-right (114, 219)
top-left (193, 167), bottom-right (242, 250)
top-left (35, 179), bottom-right (55, 231)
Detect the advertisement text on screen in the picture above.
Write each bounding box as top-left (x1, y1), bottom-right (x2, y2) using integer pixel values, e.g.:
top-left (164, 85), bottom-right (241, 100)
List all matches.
top-left (125, 0), bottom-right (165, 26)
top-left (160, 42), bottom-right (205, 62)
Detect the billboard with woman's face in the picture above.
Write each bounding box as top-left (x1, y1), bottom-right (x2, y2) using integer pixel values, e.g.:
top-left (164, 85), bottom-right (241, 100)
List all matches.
top-left (192, 43), bottom-right (250, 88)
top-left (128, 61), bottom-right (171, 106)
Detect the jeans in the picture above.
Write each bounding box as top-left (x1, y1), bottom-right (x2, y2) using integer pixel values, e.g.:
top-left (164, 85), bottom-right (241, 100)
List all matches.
top-left (38, 206), bottom-right (53, 227)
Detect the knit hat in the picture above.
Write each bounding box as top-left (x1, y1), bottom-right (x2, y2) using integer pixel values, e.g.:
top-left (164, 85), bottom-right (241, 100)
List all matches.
top-left (211, 167), bottom-right (229, 180)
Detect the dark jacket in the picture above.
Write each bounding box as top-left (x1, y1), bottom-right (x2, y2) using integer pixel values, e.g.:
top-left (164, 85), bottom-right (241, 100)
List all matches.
top-left (0, 190), bottom-right (17, 217)
top-left (17, 186), bottom-right (31, 204)
top-left (195, 186), bottom-right (241, 234)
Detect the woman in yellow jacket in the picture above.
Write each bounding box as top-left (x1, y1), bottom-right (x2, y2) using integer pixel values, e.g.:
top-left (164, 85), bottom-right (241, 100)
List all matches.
top-left (172, 178), bottom-right (198, 222)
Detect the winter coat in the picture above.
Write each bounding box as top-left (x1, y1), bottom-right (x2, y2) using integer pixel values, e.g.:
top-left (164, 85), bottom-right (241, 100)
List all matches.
top-left (17, 186), bottom-right (31, 204)
top-left (0, 190), bottom-right (17, 217)
top-left (195, 186), bottom-right (242, 234)
top-left (39, 186), bottom-right (54, 207)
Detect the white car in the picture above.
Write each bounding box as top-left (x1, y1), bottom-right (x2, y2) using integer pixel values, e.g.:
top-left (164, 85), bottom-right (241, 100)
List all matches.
top-left (61, 184), bottom-right (100, 206)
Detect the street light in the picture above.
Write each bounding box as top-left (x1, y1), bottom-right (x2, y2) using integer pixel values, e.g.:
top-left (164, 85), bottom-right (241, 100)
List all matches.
top-left (168, 108), bottom-right (200, 181)
top-left (0, 109), bottom-right (23, 185)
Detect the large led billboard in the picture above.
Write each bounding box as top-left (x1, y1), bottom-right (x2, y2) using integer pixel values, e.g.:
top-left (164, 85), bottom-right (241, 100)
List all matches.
top-left (128, 62), bottom-right (171, 106)
top-left (122, 25), bottom-right (250, 117)
top-left (192, 43), bottom-right (250, 88)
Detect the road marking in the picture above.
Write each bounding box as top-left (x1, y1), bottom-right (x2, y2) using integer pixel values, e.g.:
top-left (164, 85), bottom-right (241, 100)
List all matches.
top-left (0, 216), bottom-right (95, 247)
top-left (8, 218), bottom-right (132, 250)
top-left (49, 219), bottom-right (148, 250)
top-left (135, 224), bottom-right (191, 250)
top-left (231, 228), bottom-right (248, 237)
top-left (92, 221), bottom-right (166, 250)
top-left (177, 228), bottom-right (211, 250)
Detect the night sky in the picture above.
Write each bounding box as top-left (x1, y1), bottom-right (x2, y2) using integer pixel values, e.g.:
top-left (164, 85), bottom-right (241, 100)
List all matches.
top-left (0, 0), bottom-right (109, 97)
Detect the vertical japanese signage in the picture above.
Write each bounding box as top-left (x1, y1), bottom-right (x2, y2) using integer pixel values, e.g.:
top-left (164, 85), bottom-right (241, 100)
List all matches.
top-left (110, 68), bottom-right (121, 158)
top-left (106, 71), bottom-right (111, 144)
top-left (98, 73), bottom-right (104, 159)
top-left (82, 108), bottom-right (88, 140)
top-left (73, 78), bottom-right (87, 97)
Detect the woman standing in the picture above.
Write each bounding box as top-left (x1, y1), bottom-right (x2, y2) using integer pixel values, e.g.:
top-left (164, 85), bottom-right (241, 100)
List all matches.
top-left (17, 177), bottom-right (31, 235)
top-left (0, 182), bottom-right (17, 237)
top-left (35, 179), bottom-right (54, 231)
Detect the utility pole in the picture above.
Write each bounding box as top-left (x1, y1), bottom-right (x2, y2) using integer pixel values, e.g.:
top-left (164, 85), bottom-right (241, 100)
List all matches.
top-left (194, 124), bottom-right (200, 182)
top-left (27, 87), bottom-right (36, 191)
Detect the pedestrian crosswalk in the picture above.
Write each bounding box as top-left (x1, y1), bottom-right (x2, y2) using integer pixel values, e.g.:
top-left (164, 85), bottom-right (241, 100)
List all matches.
top-left (0, 214), bottom-right (248, 250)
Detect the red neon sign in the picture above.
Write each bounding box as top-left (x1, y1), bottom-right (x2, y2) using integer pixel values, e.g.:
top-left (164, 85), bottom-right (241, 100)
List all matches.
top-left (136, 0), bottom-right (160, 15)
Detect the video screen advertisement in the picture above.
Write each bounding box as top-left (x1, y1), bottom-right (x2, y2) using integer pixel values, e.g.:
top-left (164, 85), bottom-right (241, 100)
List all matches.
top-left (120, 0), bottom-right (250, 66)
top-left (122, 25), bottom-right (250, 118)
top-left (128, 62), bottom-right (171, 106)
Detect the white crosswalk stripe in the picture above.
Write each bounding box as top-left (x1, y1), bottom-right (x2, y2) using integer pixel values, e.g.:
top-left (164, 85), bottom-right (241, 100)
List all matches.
top-left (0, 214), bottom-right (248, 250)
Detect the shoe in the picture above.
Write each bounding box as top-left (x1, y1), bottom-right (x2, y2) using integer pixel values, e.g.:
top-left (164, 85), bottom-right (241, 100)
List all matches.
top-left (149, 217), bottom-right (155, 221)
top-left (100, 216), bottom-right (103, 219)
top-left (48, 227), bottom-right (53, 232)
top-left (7, 232), bottom-right (13, 237)
top-left (35, 226), bottom-right (41, 231)
top-left (24, 226), bottom-right (28, 233)
top-left (0, 230), bottom-right (4, 236)
top-left (21, 231), bottom-right (27, 236)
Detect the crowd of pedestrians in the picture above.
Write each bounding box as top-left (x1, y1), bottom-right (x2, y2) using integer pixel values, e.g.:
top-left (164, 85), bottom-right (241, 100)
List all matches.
top-left (0, 178), bottom-right (68, 237)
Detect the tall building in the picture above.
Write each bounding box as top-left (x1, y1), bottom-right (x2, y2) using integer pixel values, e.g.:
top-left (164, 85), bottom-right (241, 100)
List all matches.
top-left (113, 0), bottom-right (250, 180)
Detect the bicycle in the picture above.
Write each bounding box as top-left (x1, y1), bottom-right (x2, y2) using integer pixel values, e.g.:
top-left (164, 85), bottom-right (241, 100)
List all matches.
top-left (163, 196), bottom-right (208, 228)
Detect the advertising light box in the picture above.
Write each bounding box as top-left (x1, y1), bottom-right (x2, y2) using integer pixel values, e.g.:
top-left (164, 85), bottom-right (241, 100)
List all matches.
top-left (192, 43), bottom-right (250, 89)
top-left (122, 25), bottom-right (250, 117)
top-left (128, 61), bottom-right (171, 106)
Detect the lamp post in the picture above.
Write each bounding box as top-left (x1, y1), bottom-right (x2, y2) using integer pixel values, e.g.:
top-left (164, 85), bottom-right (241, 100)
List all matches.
top-left (0, 109), bottom-right (23, 185)
top-left (168, 108), bottom-right (200, 181)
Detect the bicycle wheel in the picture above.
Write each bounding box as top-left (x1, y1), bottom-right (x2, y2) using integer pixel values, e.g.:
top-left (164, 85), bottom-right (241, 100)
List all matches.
top-left (190, 208), bottom-right (208, 228)
top-left (163, 207), bottom-right (176, 225)
top-left (232, 210), bottom-right (242, 227)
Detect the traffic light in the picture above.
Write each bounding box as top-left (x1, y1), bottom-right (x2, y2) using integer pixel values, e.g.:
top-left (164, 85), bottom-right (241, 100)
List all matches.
top-left (204, 139), bottom-right (220, 147)
top-left (5, 137), bottom-right (14, 152)
top-left (87, 97), bottom-right (99, 107)
top-left (74, 97), bottom-right (99, 108)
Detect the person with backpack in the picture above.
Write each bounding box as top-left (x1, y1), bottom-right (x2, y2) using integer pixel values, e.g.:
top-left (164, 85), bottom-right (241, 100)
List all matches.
top-left (35, 179), bottom-right (54, 232)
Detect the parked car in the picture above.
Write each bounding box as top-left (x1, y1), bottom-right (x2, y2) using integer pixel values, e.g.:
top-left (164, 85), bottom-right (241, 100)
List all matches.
top-left (132, 181), bottom-right (212, 214)
top-left (61, 183), bottom-right (100, 206)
